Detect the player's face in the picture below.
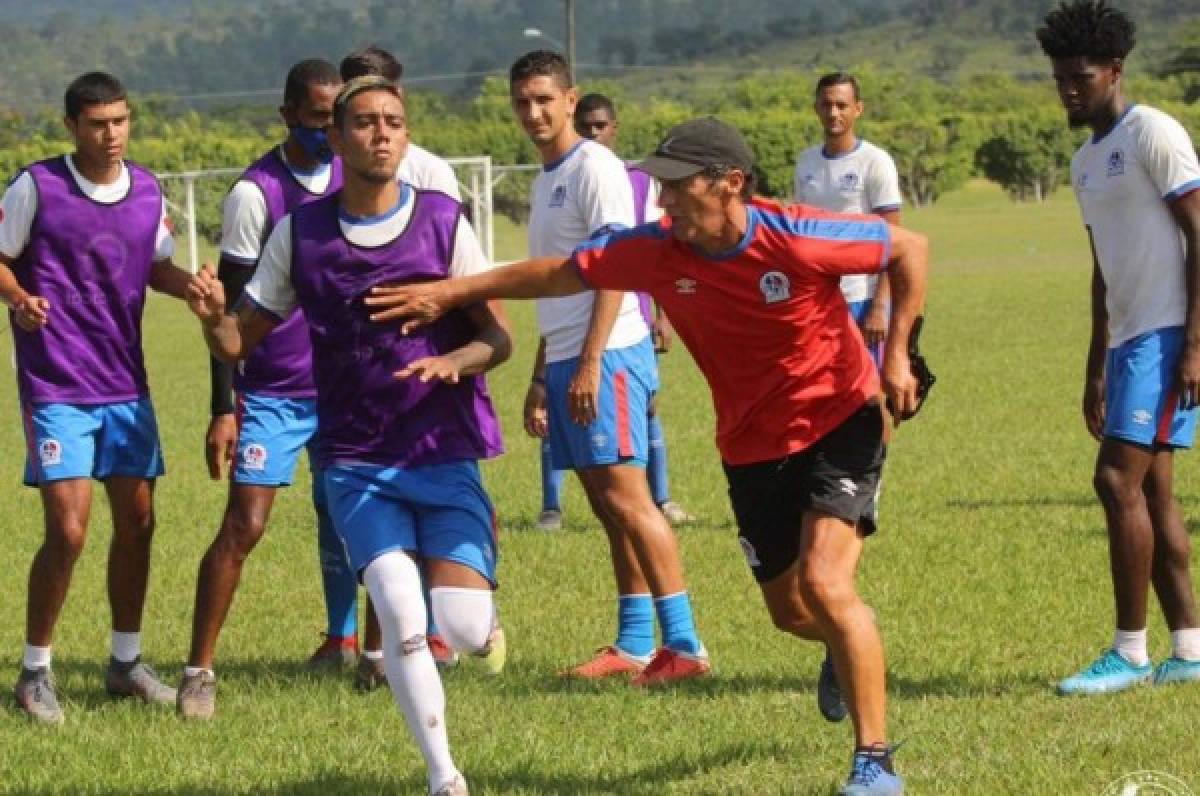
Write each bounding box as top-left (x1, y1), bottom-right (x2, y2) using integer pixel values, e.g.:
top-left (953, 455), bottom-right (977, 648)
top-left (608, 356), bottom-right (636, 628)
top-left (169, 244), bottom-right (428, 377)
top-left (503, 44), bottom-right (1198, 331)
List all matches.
top-left (294, 80), bottom-right (340, 132)
top-left (657, 171), bottom-right (743, 251)
top-left (1051, 56), bottom-right (1120, 129)
top-left (576, 108), bottom-right (618, 147)
top-left (814, 84), bottom-right (862, 138)
top-left (333, 90), bottom-right (408, 184)
top-left (65, 100), bottom-right (130, 168)
top-left (511, 76), bottom-right (577, 147)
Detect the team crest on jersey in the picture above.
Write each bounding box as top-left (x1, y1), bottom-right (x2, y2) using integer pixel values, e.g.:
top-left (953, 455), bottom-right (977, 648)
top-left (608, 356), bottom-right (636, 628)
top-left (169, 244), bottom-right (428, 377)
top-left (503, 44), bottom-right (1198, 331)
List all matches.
top-left (39, 439), bottom-right (62, 467)
top-left (1132, 409), bottom-right (1153, 426)
top-left (242, 443), bottom-right (268, 471)
top-left (738, 536), bottom-right (761, 568)
top-left (1106, 149), bottom-right (1125, 177)
top-left (759, 271), bottom-right (790, 304)
top-left (1078, 172), bottom-right (1090, 189)
top-left (549, 184), bottom-right (567, 208)
top-left (839, 172), bottom-right (860, 192)
top-left (675, 278), bottom-right (697, 294)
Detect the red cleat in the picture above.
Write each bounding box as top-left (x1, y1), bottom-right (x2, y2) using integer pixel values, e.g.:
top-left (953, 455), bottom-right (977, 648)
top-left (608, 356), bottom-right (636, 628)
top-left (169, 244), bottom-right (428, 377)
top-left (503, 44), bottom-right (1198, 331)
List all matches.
top-left (305, 634), bottom-right (358, 671)
top-left (561, 646), bottom-right (649, 680)
top-left (631, 647), bottom-right (711, 688)
top-left (428, 633), bottom-right (460, 668)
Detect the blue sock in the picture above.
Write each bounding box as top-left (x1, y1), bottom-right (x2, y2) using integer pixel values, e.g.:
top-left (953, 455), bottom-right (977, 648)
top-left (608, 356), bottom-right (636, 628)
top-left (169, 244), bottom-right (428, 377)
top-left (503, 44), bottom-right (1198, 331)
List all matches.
top-left (316, 498), bottom-right (358, 640)
top-left (655, 592), bottom-right (702, 655)
top-left (541, 439), bottom-right (565, 511)
top-left (647, 413), bottom-right (670, 505)
top-left (615, 594), bottom-right (655, 658)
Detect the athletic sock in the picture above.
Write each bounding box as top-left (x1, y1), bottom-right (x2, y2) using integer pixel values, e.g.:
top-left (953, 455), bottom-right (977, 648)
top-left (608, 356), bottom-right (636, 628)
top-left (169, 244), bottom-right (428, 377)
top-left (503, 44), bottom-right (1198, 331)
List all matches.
top-left (363, 552), bottom-right (459, 793)
top-left (23, 644), bottom-right (51, 670)
top-left (184, 666), bottom-right (213, 678)
top-left (1113, 628), bottom-right (1149, 666)
top-left (316, 504), bottom-right (358, 640)
top-left (541, 439), bottom-right (565, 512)
top-left (655, 592), bottom-right (702, 655)
top-left (111, 631), bottom-right (141, 664)
top-left (364, 649), bottom-right (384, 661)
top-left (1171, 628), bottom-right (1200, 661)
top-left (647, 413), bottom-right (670, 506)
top-left (855, 743), bottom-right (895, 775)
top-left (430, 587), bottom-right (495, 653)
top-left (615, 594), bottom-right (655, 658)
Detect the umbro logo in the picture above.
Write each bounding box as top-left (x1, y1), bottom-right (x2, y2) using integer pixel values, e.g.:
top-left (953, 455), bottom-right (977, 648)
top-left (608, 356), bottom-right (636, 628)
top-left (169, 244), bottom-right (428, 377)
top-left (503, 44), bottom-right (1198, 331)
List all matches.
top-left (675, 278), bottom-right (697, 294)
top-left (1132, 409), bottom-right (1152, 426)
top-left (838, 478), bottom-right (858, 497)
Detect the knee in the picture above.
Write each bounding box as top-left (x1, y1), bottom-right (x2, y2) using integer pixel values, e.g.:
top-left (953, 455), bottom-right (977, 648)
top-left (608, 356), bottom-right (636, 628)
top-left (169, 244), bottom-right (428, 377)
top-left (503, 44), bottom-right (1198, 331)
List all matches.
top-left (217, 506), bottom-right (268, 559)
top-left (766, 598), bottom-right (822, 640)
top-left (1093, 465), bottom-right (1139, 508)
top-left (45, 520), bottom-right (88, 561)
top-left (797, 564), bottom-right (856, 617)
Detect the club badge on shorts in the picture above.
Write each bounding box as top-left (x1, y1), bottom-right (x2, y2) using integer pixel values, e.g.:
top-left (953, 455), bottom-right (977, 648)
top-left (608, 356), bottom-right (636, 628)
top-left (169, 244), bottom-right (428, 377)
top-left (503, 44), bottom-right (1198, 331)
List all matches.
top-left (242, 443), bottom-right (268, 471)
top-left (39, 439), bottom-right (62, 467)
top-left (760, 271), bottom-right (790, 304)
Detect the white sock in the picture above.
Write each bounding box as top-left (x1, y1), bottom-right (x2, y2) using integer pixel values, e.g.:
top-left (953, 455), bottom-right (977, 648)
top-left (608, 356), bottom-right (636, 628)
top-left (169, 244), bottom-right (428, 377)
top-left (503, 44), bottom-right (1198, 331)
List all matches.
top-left (1171, 628), bottom-right (1200, 661)
top-left (184, 666), bottom-right (213, 678)
top-left (363, 552), bottom-right (459, 793)
top-left (111, 631), bottom-right (141, 664)
top-left (430, 587), bottom-right (495, 654)
top-left (23, 644), bottom-right (51, 670)
top-left (1113, 628), bottom-right (1149, 666)
top-left (364, 649), bottom-right (384, 661)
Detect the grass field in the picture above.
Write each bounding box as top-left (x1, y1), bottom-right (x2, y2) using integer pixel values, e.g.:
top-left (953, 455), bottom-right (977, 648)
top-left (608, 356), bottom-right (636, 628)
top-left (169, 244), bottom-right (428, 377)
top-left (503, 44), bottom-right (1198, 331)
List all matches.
top-left (2, 180), bottom-right (1199, 794)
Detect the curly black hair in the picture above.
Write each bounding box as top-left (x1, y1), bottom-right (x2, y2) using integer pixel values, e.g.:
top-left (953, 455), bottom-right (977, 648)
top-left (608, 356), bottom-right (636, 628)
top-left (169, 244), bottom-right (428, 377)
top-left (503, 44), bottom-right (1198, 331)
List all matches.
top-left (1036, 0), bottom-right (1136, 60)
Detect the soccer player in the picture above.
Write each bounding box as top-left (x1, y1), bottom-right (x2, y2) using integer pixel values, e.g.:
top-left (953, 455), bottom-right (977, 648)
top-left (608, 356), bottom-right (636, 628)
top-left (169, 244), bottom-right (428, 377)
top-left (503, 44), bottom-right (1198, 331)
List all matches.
top-left (1038, 0), bottom-right (1200, 694)
top-left (0, 72), bottom-right (193, 724)
top-left (178, 59), bottom-right (345, 720)
top-left (509, 51), bottom-right (708, 685)
top-left (794, 72), bottom-right (903, 723)
top-left (366, 116), bottom-right (929, 796)
top-left (188, 75), bottom-right (506, 796)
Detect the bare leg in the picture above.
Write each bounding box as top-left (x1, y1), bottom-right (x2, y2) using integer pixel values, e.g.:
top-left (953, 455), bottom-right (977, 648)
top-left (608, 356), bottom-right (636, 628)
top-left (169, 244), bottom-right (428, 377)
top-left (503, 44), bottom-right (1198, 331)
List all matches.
top-left (26, 479), bottom-right (92, 646)
top-left (1143, 450), bottom-right (1200, 631)
top-left (1093, 438), bottom-right (1157, 631)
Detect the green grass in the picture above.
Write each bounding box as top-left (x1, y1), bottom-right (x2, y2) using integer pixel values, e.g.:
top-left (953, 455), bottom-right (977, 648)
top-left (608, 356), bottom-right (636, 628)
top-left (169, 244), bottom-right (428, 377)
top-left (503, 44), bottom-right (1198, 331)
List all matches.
top-left (1, 180), bottom-right (1199, 794)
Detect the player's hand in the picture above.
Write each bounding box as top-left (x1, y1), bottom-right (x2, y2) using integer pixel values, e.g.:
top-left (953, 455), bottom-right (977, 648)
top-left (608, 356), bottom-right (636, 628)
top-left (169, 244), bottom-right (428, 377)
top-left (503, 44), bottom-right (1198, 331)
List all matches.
top-left (862, 302), bottom-right (889, 347)
top-left (568, 358), bottom-right (601, 426)
top-left (1082, 375), bottom-right (1106, 440)
top-left (366, 283), bottom-right (450, 334)
top-left (395, 356), bottom-right (461, 384)
top-left (187, 265), bottom-right (225, 325)
top-left (523, 382), bottom-right (549, 438)
top-left (882, 352), bottom-right (918, 424)
top-left (1178, 345), bottom-right (1200, 411)
top-left (205, 413), bottom-right (238, 481)
top-left (12, 294), bottom-right (50, 331)
top-left (652, 316), bottom-right (673, 353)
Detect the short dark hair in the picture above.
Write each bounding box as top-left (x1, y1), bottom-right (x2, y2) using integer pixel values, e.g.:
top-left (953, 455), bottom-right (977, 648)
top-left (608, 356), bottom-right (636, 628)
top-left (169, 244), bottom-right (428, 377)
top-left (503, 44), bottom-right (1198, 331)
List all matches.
top-left (64, 72), bottom-right (127, 120)
top-left (340, 46), bottom-right (403, 82)
top-left (509, 50), bottom-right (572, 89)
top-left (333, 75), bottom-right (403, 130)
top-left (283, 59), bottom-right (341, 108)
top-left (702, 163), bottom-right (756, 200)
top-left (575, 93), bottom-right (616, 121)
top-left (814, 72), bottom-right (860, 101)
top-left (1036, 0), bottom-right (1136, 61)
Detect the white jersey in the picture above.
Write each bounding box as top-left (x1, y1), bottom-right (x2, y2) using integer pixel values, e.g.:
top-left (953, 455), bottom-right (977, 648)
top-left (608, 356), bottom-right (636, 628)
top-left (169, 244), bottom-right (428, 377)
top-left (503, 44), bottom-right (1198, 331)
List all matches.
top-left (400, 143), bottom-right (461, 201)
top-left (793, 139), bottom-right (902, 304)
top-left (1071, 104), bottom-right (1200, 346)
top-left (245, 182), bottom-right (489, 318)
top-left (528, 139), bottom-right (648, 362)
top-left (0, 155), bottom-right (174, 261)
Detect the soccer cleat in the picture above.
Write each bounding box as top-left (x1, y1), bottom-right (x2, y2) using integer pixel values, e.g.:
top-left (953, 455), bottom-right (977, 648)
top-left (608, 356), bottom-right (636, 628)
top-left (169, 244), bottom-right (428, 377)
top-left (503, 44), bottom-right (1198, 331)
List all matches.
top-left (535, 509), bottom-right (563, 531)
top-left (1057, 648), bottom-right (1152, 695)
top-left (562, 646), bottom-right (649, 680)
top-left (473, 625), bottom-right (506, 676)
top-left (14, 666), bottom-right (64, 725)
top-left (1153, 656), bottom-right (1200, 686)
top-left (660, 501), bottom-right (696, 526)
top-left (840, 745), bottom-right (904, 795)
top-left (105, 657), bottom-right (177, 704)
top-left (354, 654), bottom-right (387, 692)
top-left (631, 646), bottom-right (711, 688)
top-left (428, 634), bottom-right (460, 668)
top-left (305, 634), bottom-right (358, 671)
top-left (818, 650), bottom-right (849, 723)
top-left (177, 670), bottom-right (216, 720)
top-left (432, 774), bottom-right (469, 796)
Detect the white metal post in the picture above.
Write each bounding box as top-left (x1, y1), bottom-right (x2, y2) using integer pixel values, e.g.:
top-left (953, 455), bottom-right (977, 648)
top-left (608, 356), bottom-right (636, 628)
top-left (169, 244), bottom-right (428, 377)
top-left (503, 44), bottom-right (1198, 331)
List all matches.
top-left (185, 175), bottom-right (199, 274)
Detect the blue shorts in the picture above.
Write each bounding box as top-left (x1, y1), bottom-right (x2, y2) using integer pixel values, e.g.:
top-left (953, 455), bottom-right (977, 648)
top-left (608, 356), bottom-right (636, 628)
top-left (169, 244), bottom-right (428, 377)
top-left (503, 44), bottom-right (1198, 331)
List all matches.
top-left (1105, 326), bottom-right (1198, 449)
top-left (234, 392), bottom-right (319, 486)
top-left (323, 460), bottom-right (498, 583)
top-left (22, 399), bottom-right (164, 486)
top-left (848, 299), bottom-right (885, 371)
top-left (545, 337), bottom-right (658, 470)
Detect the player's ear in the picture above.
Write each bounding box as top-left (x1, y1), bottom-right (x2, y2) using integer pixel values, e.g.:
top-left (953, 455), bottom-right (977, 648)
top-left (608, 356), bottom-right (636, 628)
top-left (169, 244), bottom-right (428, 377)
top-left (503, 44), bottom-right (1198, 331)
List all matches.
top-left (279, 103), bottom-right (296, 128)
top-left (62, 115), bottom-right (77, 139)
top-left (329, 120), bottom-right (345, 156)
top-left (725, 169), bottom-right (746, 198)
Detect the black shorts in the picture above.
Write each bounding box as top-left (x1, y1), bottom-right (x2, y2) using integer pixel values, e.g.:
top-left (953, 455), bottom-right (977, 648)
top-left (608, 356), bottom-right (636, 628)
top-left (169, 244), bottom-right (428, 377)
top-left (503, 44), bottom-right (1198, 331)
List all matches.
top-left (723, 401), bottom-right (885, 583)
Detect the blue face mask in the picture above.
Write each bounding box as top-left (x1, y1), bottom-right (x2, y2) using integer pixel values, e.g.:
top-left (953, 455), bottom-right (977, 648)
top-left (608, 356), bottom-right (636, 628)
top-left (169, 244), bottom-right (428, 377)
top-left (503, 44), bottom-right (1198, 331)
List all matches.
top-left (290, 125), bottom-right (333, 164)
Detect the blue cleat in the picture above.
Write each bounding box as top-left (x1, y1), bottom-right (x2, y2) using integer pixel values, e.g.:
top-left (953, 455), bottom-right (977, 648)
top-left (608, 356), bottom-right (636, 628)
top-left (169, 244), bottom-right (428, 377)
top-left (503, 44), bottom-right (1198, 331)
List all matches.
top-left (1057, 649), bottom-right (1151, 695)
top-left (818, 649), bottom-right (848, 723)
top-left (840, 746), bottom-right (903, 795)
top-left (1153, 656), bottom-right (1200, 686)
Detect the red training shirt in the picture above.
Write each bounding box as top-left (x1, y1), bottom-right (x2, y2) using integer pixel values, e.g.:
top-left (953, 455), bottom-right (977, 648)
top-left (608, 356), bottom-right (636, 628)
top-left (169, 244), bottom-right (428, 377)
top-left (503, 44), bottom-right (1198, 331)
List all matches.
top-left (572, 197), bottom-right (890, 466)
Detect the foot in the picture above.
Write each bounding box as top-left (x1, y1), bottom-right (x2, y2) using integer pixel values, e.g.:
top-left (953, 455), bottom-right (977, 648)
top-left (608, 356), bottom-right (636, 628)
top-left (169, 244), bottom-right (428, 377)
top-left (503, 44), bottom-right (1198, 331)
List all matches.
top-left (659, 501), bottom-right (696, 526)
top-left (562, 646), bottom-right (649, 680)
top-left (428, 634), bottom-right (460, 669)
top-left (432, 774), bottom-right (469, 796)
top-left (840, 745), bottom-right (904, 795)
top-left (1153, 656), bottom-right (1200, 686)
top-left (305, 635), bottom-right (358, 671)
top-left (817, 651), bottom-right (849, 723)
top-left (535, 509), bottom-right (563, 531)
top-left (473, 625), bottom-right (506, 676)
top-left (105, 657), bottom-right (177, 704)
top-left (14, 666), bottom-right (64, 725)
top-left (631, 646), bottom-right (711, 687)
top-left (1057, 649), bottom-right (1152, 695)
top-left (177, 670), bottom-right (216, 720)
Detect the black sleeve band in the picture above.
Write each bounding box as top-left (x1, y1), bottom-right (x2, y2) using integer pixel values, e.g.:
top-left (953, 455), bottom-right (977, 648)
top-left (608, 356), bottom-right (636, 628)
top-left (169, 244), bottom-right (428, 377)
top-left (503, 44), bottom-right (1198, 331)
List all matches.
top-left (209, 257), bottom-right (256, 416)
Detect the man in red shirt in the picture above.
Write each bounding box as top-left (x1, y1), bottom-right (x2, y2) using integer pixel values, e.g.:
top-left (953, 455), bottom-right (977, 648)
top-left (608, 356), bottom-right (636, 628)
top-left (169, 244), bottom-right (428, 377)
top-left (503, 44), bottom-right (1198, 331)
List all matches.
top-left (366, 117), bottom-right (928, 795)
